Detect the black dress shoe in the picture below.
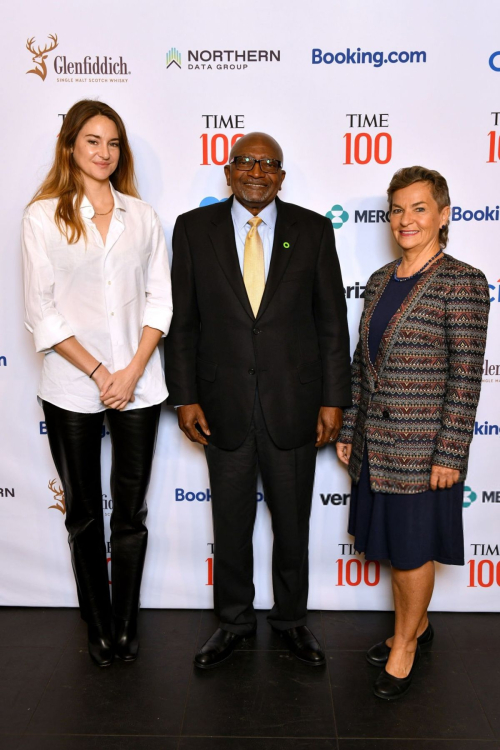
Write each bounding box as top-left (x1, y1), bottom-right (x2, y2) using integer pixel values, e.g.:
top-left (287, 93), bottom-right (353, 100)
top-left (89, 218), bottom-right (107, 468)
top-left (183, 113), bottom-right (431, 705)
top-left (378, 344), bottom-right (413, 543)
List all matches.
top-left (273, 625), bottom-right (325, 666)
top-left (88, 624), bottom-right (114, 667)
top-left (194, 627), bottom-right (256, 669)
top-left (373, 646), bottom-right (420, 700)
top-left (115, 619), bottom-right (139, 662)
top-left (366, 621), bottom-right (434, 666)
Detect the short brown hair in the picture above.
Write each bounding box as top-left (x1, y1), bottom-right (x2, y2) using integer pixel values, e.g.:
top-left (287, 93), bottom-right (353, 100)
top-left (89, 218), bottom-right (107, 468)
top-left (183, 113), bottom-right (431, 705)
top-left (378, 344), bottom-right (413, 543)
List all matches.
top-left (387, 166), bottom-right (451, 249)
top-left (30, 99), bottom-right (139, 244)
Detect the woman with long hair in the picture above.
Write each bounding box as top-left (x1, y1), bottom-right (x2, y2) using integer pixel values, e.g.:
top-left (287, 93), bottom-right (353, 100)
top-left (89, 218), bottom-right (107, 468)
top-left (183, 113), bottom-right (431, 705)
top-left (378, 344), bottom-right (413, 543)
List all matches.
top-left (22, 99), bottom-right (172, 667)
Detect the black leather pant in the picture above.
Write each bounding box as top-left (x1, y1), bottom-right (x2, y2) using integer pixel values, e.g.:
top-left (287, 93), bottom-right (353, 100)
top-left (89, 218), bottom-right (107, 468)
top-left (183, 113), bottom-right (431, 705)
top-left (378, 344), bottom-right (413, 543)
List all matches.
top-left (42, 400), bottom-right (161, 626)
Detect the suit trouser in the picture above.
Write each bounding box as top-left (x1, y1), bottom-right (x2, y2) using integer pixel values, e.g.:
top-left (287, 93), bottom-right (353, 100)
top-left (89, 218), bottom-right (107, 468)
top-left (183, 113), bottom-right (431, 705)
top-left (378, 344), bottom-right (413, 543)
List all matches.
top-left (204, 393), bottom-right (318, 635)
top-left (42, 400), bottom-right (161, 626)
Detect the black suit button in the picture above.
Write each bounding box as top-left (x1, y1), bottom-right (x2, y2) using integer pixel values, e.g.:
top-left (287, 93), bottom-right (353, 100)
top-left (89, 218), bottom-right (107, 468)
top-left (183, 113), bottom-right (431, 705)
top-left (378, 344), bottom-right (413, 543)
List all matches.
top-left (252, 328), bottom-right (262, 335)
top-left (382, 410), bottom-right (390, 420)
top-left (248, 368), bottom-right (255, 375)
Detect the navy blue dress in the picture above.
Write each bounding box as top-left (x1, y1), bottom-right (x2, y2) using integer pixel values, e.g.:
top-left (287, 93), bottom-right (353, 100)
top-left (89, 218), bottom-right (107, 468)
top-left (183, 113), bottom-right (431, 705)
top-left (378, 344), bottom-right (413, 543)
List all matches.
top-left (348, 274), bottom-right (465, 570)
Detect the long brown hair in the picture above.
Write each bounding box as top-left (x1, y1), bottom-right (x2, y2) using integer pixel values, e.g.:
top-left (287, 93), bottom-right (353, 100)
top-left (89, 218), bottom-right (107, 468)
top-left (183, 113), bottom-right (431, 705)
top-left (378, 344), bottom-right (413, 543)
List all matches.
top-left (30, 99), bottom-right (140, 243)
top-left (387, 166), bottom-right (451, 249)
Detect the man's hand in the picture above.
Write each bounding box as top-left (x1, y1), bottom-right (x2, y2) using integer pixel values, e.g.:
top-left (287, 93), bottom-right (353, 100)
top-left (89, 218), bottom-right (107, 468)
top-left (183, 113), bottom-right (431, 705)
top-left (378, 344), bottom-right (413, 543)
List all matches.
top-left (316, 406), bottom-right (343, 448)
top-left (177, 404), bottom-right (211, 446)
top-left (336, 442), bottom-right (352, 466)
top-left (430, 465), bottom-right (460, 490)
top-left (99, 364), bottom-right (141, 411)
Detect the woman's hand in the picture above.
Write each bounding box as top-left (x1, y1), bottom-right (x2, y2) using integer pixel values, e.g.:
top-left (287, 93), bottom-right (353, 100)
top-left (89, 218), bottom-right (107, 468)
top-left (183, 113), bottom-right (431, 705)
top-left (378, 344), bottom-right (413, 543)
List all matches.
top-left (99, 363), bottom-right (142, 411)
top-left (430, 465), bottom-right (460, 490)
top-left (91, 364), bottom-right (112, 392)
top-left (336, 442), bottom-right (352, 466)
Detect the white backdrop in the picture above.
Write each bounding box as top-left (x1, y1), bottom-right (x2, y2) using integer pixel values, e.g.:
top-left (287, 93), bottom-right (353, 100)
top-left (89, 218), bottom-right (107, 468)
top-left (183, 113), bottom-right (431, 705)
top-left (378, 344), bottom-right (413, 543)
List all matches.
top-left (1, 0), bottom-right (499, 611)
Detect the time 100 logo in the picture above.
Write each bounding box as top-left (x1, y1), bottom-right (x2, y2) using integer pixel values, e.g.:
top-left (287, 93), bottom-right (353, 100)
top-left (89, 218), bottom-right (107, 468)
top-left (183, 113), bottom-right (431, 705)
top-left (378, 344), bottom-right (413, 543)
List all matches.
top-left (343, 113), bottom-right (392, 166)
top-left (335, 545), bottom-right (381, 586)
top-left (200, 114), bottom-right (244, 165)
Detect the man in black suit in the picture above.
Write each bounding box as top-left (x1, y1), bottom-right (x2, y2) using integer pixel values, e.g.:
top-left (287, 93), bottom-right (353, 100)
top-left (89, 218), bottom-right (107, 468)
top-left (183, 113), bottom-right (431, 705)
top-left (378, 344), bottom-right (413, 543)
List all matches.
top-left (165, 132), bottom-right (351, 668)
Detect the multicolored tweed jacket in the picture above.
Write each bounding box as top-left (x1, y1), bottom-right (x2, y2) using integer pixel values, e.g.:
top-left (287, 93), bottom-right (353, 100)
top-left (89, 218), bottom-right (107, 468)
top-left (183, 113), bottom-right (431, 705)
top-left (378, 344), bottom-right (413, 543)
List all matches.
top-left (337, 253), bottom-right (490, 494)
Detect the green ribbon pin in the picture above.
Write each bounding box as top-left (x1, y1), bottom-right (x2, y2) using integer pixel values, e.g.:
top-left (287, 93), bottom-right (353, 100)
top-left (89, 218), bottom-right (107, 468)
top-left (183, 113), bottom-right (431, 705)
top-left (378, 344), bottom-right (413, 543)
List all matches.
top-left (283, 242), bottom-right (290, 248)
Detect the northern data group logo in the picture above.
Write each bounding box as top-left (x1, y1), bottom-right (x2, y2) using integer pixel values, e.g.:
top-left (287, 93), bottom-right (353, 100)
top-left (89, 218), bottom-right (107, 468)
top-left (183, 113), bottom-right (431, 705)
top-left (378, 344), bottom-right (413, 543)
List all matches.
top-left (166, 47), bottom-right (181, 69)
top-left (166, 48), bottom-right (280, 72)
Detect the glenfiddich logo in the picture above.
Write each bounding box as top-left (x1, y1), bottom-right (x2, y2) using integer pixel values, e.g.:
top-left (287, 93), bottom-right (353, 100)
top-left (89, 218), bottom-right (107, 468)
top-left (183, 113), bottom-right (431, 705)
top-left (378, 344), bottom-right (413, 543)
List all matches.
top-left (26, 34), bottom-right (59, 81)
top-left (25, 34), bottom-right (131, 83)
top-left (48, 478), bottom-right (66, 514)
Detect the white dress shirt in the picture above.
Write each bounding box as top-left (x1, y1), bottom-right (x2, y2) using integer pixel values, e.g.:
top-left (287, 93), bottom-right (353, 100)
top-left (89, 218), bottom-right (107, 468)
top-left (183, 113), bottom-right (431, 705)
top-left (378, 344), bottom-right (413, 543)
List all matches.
top-left (22, 184), bottom-right (173, 413)
top-left (231, 197), bottom-right (277, 280)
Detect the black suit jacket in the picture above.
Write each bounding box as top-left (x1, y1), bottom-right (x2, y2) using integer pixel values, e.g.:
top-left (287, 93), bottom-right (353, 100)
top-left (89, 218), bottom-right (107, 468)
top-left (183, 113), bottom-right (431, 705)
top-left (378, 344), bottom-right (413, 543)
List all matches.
top-left (165, 195), bottom-right (351, 450)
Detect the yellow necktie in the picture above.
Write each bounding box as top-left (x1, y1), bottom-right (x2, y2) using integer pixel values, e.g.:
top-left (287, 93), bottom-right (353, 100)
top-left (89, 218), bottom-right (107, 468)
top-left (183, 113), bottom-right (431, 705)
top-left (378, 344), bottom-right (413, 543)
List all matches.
top-left (243, 217), bottom-right (265, 317)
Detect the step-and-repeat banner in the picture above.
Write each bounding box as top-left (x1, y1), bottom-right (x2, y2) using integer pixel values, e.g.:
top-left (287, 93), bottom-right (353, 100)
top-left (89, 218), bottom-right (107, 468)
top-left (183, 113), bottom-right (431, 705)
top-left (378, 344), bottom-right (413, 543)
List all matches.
top-left (1, 0), bottom-right (499, 611)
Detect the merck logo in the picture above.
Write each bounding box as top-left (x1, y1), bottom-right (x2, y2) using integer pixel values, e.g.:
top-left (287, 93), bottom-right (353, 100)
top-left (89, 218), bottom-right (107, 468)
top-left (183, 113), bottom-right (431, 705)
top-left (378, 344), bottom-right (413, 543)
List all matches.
top-left (326, 204), bottom-right (349, 229)
top-left (463, 486), bottom-right (477, 508)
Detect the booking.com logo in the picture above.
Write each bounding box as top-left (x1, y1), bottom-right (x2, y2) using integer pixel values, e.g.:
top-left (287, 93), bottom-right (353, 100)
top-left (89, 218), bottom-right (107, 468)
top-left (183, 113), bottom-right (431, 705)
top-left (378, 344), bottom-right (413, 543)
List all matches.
top-left (176, 488), bottom-right (264, 502)
top-left (451, 206), bottom-right (499, 222)
top-left (312, 48), bottom-right (426, 67)
top-left (326, 204), bottom-right (349, 229)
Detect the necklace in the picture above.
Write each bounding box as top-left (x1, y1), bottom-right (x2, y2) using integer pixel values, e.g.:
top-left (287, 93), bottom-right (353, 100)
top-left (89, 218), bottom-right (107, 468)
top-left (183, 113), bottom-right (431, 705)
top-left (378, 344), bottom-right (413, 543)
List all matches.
top-left (93, 204), bottom-right (114, 216)
top-left (393, 248), bottom-right (443, 282)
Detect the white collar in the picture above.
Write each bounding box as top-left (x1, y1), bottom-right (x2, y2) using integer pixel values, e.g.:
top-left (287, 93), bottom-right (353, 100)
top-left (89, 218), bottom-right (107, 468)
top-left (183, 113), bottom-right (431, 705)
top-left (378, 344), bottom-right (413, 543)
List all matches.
top-left (80, 183), bottom-right (126, 221)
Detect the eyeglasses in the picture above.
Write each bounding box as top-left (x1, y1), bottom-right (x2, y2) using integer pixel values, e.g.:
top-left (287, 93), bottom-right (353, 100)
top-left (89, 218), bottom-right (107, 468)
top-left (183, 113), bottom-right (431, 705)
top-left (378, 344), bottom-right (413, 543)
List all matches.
top-left (229, 156), bottom-right (283, 174)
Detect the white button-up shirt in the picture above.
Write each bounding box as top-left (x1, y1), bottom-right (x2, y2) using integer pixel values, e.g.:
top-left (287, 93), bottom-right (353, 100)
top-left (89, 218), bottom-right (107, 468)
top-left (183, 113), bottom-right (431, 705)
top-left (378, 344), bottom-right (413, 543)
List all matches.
top-left (21, 184), bottom-right (173, 413)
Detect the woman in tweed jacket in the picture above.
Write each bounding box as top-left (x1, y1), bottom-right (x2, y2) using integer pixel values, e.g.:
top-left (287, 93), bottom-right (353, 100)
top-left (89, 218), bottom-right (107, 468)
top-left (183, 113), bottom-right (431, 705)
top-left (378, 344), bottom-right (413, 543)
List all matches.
top-left (337, 166), bottom-right (490, 700)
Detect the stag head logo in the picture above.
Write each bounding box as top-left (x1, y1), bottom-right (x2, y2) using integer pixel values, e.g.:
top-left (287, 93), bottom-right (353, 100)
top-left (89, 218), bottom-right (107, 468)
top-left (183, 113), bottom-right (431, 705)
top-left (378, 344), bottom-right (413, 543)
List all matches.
top-left (26, 34), bottom-right (58, 81)
top-left (48, 478), bottom-right (66, 514)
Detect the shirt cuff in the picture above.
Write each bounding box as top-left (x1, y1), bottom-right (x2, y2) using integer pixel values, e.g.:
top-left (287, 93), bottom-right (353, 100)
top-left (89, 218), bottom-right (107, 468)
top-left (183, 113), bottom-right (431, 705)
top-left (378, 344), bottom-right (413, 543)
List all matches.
top-left (30, 317), bottom-right (74, 354)
top-left (142, 308), bottom-right (173, 338)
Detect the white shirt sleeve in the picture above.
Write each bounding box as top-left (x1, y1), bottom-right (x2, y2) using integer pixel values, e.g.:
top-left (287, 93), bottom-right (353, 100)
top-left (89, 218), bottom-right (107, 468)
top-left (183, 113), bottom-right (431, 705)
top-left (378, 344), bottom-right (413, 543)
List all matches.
top-left (21, 206), bottom-right (74, 353)
top-left (141, 210), bottom-right (173, 337)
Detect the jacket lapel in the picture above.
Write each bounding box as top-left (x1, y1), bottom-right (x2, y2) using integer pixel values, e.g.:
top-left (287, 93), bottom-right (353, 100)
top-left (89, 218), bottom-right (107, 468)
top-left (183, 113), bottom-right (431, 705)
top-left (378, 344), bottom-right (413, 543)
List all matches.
top-left (362, 263), bottom-right (394, 382)
top-left (364, 254), bottom-right (447, 377)
top-left (256, 197), bottom-right (299, 320)
top-left (208, 196), bottom-right (254, 320)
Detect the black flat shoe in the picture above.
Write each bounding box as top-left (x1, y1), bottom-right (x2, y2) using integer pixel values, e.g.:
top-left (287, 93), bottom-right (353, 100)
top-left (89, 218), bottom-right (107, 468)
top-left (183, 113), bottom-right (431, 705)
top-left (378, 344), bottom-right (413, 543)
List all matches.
top-left (115, 619), bottom-right (139, 662)
top-left (373, 646), bottom-right (420, 700)
top-left (366, 621), bottom-right (434, 666)
top-left (273, 625), bottom-right (325, 666)
top-left (88, 624), bottom-right (114, 667)
top-left (194, 627), bottom-right (256, 669)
